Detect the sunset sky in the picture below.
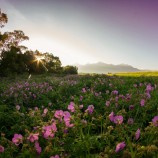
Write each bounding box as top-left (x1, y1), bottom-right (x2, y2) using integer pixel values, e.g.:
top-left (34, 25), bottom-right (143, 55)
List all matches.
top-left (1, 0), bottom-right (158, 69)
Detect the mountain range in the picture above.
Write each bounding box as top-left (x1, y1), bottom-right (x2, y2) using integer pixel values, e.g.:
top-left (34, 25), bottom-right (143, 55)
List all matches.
top-left (75, 62), bottom-right (140, 74)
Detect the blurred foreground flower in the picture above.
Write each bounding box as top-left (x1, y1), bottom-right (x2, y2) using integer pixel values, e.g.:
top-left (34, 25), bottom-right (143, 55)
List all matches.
top-left (135, 128), bottom-right (140, 140)
top-left (152, 116), bottom-right (158, 126)
top-left (115, 142), bottom-right (126, 153)
top-left (0, 145), bottom-right (4, 153)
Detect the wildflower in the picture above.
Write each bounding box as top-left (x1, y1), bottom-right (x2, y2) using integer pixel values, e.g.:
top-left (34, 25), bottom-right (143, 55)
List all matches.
top-left (43, 123), bottom-right (57, 139)
top-left (82, 88), bottom-right (86, 93)
top-left (12, 134), bottom-right (23, 146)
top-left (0, 145), bottom-right (4, 153)
top-left (135, 128), bottom-right (140, 140)
top-left (109, 112), bottom-right (115, 122)
top-left (112, 90), bottom-right (118, 95)
top-left (140, 99), bottom-right (145, 106)
top-left (68, 102), bottom-right (75, 112)
top-left (129, 105), bottom-right (134, 110)
top-left (54, 110), bottom-right (64, 121)
top-left (127, 118), bottom-right (134, 125)
top-left (152, 116), bottom-right (158, 126)
top-left (86, 105), bottom-right (94, 114)
top-left (43, 108), bottom-right (48, 114)
top-left (35, 141), bottom-right (42, 154)
top-left (114, 115), bottom-right (123, 124)
top-left (16, 105), bottom-right (20, 110)
top-left (79, 104), bottom-right (83, 109)
top-left (27, 133), bottom-right (39, 142)
top-left (115, 142), bottom-right (126, 153)
top-left (133, 84), bottom-right (137, 87)
top-left (50, 155), bottom-right (60, 158)
top-left (146, 84), bottom-right (153, 92)
top-left (64, 111), bottom-right (74, 128)
top-left (80, 96), bottom-right (83, 101)
top-left (106, 101), bottom-right (110, 107)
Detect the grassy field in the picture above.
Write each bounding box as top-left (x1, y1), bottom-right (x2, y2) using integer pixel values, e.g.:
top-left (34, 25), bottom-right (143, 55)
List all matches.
top-left (0, 72), bottom-right (158, 158)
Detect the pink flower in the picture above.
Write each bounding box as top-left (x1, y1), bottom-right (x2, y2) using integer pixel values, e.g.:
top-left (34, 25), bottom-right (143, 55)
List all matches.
top-left (115, 142), bottom-right (126, 153)
top-left (0, 145), bottom-right (4, 153)
top-left (135, 128), bottom-right (140, 140)
top-left (105, 101), bottom-right (110, 107)
top-left (127, 118), bottom-right (134, 125)
top-left (50, 155), bottom-right (60, 158)
top-left (54, 110), bottom-right (64, 120)
top-left (82, 88), bottom-right (86, 93)
top-left (112, 90), bottom-right (118, 95)
top-left (68, 102), bottom-right (75, 112)
top-left (79, 104), bottom-right (83, 109)
top-left (152, 116), bottom-right (158, 126)
top-left (86, 105), bottom-right (94, 114)
top-left (42, 123), bottom-right (57, 139)
top-left (140, 99), bottom-right (145, 106)
top-left (43, 108), bottom-right (48, 114)
top-left (64, 111), bottom-right (74, 128)
top-left (133, 84), bottom-right (137, 87)
top-left (16, 105), bottom-right (20, 110)
top-left (109, 112), bottom-right (115, 122)
top-left (80, 96), bottom-right (83, 101)
top-left (146, 84), bottom-right (153, 92)
top-left (27, 133), bottom-right (39, 142)
top-left (12, 134), bottom-right (23, 146)
top-left (35, 141), bottom-right (42, 154)
top-left (114, 115), bottom-right (123, 124)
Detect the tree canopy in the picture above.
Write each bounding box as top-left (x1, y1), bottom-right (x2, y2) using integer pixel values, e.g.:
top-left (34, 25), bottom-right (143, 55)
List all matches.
top-left (0, 10), bottom-right (78, 76)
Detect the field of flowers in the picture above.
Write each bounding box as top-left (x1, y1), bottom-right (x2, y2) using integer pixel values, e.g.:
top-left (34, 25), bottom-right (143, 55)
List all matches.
top-left (0, 74), bottom-right (158, 158)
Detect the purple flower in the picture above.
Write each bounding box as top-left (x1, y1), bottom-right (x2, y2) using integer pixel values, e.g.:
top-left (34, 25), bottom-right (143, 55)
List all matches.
top-left (50, 155), bottom-right (60, 158)
top-left (135, 128), bottom-right (140, 140)
top-left (12, 134), bottom-right (23, 146)
top-left (114, 115), bottom-right (123, 124)
top-left (127, 118), bottom-right (134, 125)
top-left (54, 110), bottom-right (64, 120)
top-left (86, 105), bottom-right (94, 114)
top-left (109, 112), bottom-right (115, 122)
top-left (35, 141), bottom-right (42, 154)
top-left (105, 101), bottom-right (110, 107)
top-left (112, 90), bottom-right (118, 95)
top-left (68, 102), bottom-right (75, 112)
top-left (140, 99), bottom-right (145, 106)
top-left (129, 105), bottom-right (134, 110)
top-left (82, 88), bottom-right (86, 93)
top-left (0, 145), bottom-right (4, 153)
top-left (115, 142), bottom-right (126, 153)
top-left (27, 133), bottom-right (39, 142)
top-left (152, 116), bottom-right (158, 126)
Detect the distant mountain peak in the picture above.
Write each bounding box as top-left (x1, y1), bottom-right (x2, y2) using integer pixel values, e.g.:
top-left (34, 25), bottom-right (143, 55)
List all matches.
top-left (75, 62), bottom-right (140, 74)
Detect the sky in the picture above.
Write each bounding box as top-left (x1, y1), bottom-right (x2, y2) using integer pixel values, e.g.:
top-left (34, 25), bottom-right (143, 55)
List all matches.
top-left (1, 0), bottom-right (158, 69)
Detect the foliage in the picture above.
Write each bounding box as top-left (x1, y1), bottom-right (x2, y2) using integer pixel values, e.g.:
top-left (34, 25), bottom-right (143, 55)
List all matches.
top-left (0, 73), bottom-right (158, 158)
top-left (63, 65), bottom-right (78, 74)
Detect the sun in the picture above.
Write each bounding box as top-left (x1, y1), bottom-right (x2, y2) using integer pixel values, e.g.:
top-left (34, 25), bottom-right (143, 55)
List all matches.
top-left (35, 56), bottom-right (44, 62)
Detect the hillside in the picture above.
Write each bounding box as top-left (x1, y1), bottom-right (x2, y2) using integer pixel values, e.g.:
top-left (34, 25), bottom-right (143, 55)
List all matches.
top-left (76, 62), bottom-right (140, 73)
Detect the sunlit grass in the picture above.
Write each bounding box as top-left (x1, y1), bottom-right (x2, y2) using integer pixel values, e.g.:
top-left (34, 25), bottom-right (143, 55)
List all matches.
top-left (113, 71), bottom-right (158, 77)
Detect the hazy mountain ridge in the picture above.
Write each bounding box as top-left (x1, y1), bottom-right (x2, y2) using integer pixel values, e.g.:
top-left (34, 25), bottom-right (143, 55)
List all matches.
top-left (76, 62), bottom-right (140, 74)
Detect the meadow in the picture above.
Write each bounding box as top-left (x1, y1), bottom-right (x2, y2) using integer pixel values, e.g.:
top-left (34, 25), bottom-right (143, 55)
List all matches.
top-left (0, 72), bottom-right (158, 158)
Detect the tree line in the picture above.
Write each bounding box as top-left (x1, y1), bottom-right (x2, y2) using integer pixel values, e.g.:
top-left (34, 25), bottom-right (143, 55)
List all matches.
top-left (0, 10), bottom-right (78, 76)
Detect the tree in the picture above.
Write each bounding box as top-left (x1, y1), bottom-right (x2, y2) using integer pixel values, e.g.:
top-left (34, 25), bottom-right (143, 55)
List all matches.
top-left (63, 65), bottom-right (78, 74)
top-left (0, 10), bottom-right (78, 76)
